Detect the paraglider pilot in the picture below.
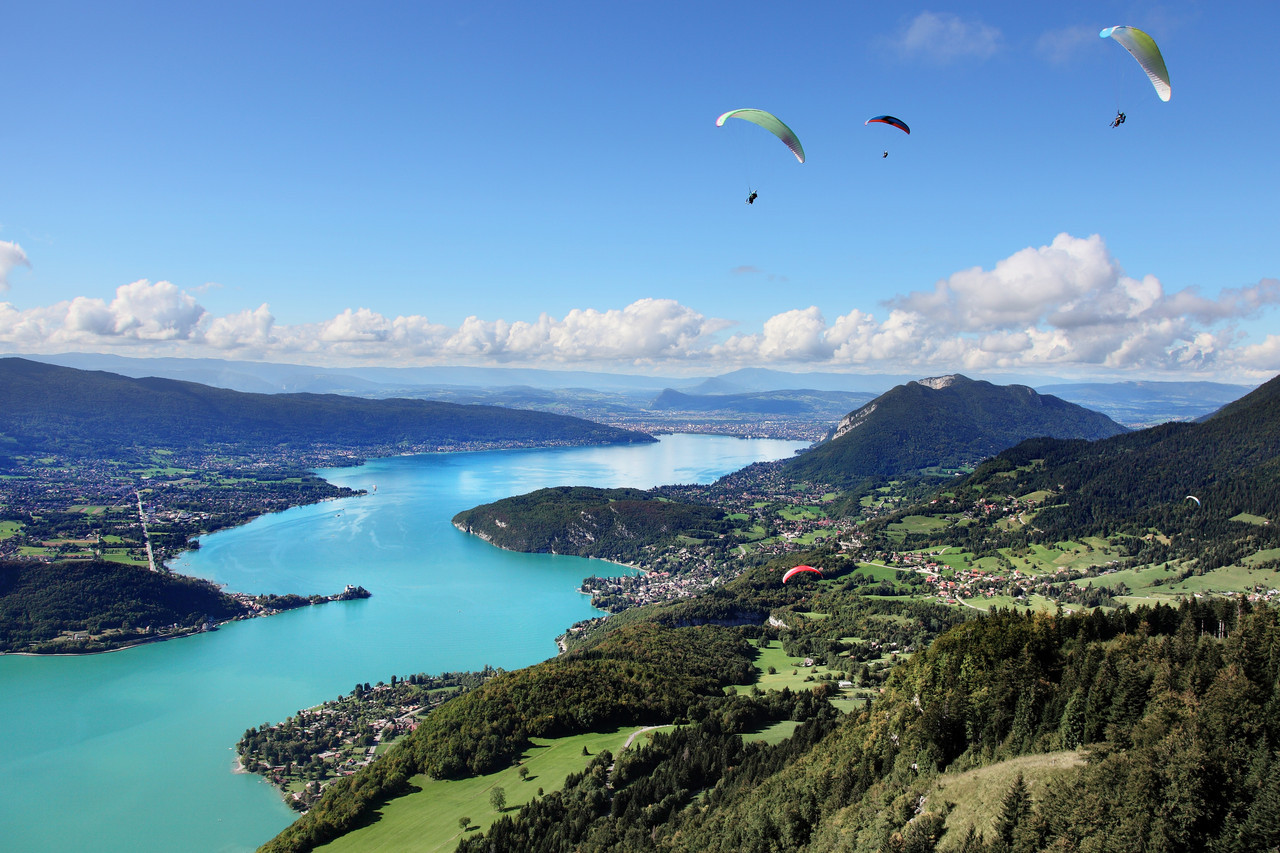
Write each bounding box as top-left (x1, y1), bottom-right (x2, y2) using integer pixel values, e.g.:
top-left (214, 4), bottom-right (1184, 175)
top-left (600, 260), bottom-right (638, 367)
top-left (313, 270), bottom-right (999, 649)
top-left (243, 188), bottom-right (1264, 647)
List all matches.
top-left (1110, 111), bottom-right (1126, 128)
top-left (746, 190), bottom-right (758, 204)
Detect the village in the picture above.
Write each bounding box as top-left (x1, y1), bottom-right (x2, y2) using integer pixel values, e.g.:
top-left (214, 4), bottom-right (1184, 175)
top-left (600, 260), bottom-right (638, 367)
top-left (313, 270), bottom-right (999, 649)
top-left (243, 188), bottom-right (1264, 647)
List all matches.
top-left (237, 668), bottom-right (498, 809)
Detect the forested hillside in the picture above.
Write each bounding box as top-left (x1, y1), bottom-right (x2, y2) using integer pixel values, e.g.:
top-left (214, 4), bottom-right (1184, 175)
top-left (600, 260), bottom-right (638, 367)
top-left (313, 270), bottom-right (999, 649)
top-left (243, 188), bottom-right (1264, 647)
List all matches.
top-left (0, 558), bottom-right (248, 652)
top-left (260, 548), bottom-right (1280, 852)
top-left (900, 372), bottom-right (1280, 572)
top-left (784, 375), bottom-right (1127, 485)
top-left (452, 486), bottom-right (730, 560)
top-left (0, 357), bottom-right (653, 460)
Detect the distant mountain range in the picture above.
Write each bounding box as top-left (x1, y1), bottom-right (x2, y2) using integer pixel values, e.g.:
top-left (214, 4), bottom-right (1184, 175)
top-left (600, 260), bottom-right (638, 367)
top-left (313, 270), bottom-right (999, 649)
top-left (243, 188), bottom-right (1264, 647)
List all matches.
top-left (1037, 379), bottom-right (1254, 428)
top-left (5, 352), bottom-right (1254, 429)
top-left (648, 388), bottom-right (876, 417)
top-left (783, 375), bottom-right (1130, 484)
top-left (0, 358), bottom-right (653, 460)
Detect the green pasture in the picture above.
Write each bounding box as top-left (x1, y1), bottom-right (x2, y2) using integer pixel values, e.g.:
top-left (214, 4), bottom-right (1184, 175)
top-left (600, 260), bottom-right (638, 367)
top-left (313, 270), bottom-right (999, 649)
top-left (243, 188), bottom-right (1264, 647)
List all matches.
top-left (1232, 513), bottom-right (1272, 526)
top-left (1072, 565), bottom-right (1168, 593)
top-left (747, 641), bottom-right (851, 693)
top-left (786, 530), bottom-right (837, 546)
top-left (1242, 547), bottom-right (1280, 568)
top-left (777, 505), bottom-right (826, 521)
top-left (102, 551), bottom-right (149, 566)
top-left (1166, 564), bottom-right (1280, 596)
top-left (931, 550), bottom-right (974, 572)
top-left (745, 719), bottom-right (801, 745)
top-left (935, 750), bottom-right (1084, 843)
top-left (960, 593), bottom-right (1057, 613)
top-left (320, 726), bottom-right (663, 853)
top-left (794, 611), bottom-right (831, 621)
top-left (849, 563), bottom-right (904, 583)
top-left (887, 515), bottom-right (952, 536)
top-left (0, 520), bottom-right (22, 540)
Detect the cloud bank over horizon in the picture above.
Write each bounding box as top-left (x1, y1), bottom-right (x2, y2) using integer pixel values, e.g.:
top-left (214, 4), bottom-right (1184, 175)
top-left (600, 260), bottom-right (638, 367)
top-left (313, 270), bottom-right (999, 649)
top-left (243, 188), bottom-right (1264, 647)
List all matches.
top-left (2, 234), bottom-right (1278, 382)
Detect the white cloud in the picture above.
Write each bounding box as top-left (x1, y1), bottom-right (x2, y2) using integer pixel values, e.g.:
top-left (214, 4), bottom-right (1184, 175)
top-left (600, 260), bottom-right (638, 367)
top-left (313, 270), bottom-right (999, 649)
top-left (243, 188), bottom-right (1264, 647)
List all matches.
top-left (0, 241), bottom-right (31, 291)
top-left (0, 235), bottom-right (1277, 383)
top-left (1036, 25), bottom-right (1097, 65)
top-left (890, 12), bottom-right (1001, 63)
top-left (107, 279), bottom-right (205, 339)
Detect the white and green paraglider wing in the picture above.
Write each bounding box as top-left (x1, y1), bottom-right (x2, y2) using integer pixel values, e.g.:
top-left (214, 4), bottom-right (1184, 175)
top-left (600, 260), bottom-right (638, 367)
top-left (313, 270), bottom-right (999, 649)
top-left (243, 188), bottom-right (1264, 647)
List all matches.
top-left (715, 109), bottom-right (805, 163)
top-left (1100, 26), bottom-right (1171, 102)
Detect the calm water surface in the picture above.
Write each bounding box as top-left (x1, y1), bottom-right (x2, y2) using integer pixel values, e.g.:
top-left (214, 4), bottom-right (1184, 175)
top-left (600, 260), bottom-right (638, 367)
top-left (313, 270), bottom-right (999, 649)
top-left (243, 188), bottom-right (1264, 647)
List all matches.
top-left (0, 434), bottom-right (804, 853)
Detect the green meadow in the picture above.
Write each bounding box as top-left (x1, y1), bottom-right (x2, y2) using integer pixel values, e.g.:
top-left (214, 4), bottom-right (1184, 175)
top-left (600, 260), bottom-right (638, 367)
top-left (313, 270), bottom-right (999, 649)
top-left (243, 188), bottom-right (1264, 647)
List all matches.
top-left (321, 726), bottom-right (665, 853)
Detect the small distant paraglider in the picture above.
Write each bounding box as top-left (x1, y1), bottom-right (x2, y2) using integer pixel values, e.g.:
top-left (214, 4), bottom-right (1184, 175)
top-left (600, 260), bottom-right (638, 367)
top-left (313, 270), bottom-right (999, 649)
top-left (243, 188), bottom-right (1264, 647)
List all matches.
top-left (782, 565), bottom-right (823, 584)
top-left (866, 115), bottom-right (910, 135)
top-left (866, 115), bottom-right (909, 157)
top-left (1186, 495), bottom-right (1201, 507)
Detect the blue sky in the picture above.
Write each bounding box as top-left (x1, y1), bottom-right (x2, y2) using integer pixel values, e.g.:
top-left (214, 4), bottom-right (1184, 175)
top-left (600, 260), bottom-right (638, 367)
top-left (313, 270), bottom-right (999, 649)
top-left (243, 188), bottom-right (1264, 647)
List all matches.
top-left (3, 1), bottom-right (1278, 383)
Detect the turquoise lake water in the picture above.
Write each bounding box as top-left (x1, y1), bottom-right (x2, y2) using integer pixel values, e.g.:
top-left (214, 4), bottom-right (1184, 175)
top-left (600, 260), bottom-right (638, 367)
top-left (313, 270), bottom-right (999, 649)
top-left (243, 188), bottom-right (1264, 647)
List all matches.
top-left (0, 434), bottom-right (805, 852)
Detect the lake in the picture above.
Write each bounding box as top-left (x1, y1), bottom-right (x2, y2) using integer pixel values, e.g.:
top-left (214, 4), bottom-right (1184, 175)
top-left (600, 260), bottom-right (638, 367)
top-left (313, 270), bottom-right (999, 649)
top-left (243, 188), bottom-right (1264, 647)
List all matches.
top-left (0, 433), bottom-right (805, 852)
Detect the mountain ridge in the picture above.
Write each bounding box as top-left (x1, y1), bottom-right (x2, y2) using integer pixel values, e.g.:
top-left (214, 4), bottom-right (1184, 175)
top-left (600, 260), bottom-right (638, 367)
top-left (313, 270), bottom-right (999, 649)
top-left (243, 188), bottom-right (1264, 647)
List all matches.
top-left (783, 374), bottom-right (1128, 484)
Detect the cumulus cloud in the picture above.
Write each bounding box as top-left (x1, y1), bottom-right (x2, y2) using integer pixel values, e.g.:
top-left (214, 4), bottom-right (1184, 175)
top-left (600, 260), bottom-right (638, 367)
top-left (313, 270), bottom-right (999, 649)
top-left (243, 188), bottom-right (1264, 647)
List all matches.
top-left (1, 235), bottom-right (1277, 382)
top-left (0, 241), bottom-right (31, 291)
top-left (890, 12), bottom-right (1002, 63)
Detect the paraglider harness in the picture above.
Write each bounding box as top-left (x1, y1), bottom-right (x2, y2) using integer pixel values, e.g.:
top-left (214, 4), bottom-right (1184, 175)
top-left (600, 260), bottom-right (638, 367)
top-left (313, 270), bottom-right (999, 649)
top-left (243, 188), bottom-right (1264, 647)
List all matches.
top-left (746, 190), bottom-right (758, 204)
top-left (1110, 111), bottom-right (1126, 128)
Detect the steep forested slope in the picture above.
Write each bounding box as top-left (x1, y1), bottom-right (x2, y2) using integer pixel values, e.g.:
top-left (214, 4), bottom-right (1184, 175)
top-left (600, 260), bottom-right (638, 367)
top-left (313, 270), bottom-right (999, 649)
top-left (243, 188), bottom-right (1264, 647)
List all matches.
top-left (455, 602), bottom-right (1280, 853)
top-left (932, 372), bottom-right (1280, 569)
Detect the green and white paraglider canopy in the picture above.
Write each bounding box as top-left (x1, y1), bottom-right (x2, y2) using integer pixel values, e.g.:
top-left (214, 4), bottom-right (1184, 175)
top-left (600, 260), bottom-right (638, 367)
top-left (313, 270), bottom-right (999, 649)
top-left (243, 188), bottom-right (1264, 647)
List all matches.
top-left (1100, 25), bottom-right (1171, 102)
top-left (715, 109), bottom-right (806, 163)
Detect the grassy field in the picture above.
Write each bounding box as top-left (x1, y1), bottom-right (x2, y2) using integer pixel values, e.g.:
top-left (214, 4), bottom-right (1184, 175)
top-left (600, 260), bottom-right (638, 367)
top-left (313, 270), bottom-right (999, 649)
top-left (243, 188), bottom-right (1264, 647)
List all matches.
top-left (743, 640), bottom-right (873, 711)
top-left (933, 750), bottom-right (1083, 843)
top-left (849, 563), bottom-right (905, 583)
top-left (959, 594), bottom-right (1057, 613)
top-left (745, 719), bottom-right (801, 745)
top-left (777, 505), bottom-right (827, 521)
top-left (320, 726), bottom-right (664, 853)
top-left (888, 515), bottom-right (953, 536)
top-left (0, 520), bottom-right (22, 540)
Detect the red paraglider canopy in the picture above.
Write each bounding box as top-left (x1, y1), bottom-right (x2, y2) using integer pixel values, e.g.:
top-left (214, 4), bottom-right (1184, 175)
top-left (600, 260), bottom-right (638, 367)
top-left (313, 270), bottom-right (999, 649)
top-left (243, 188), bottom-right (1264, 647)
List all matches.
top-left (782, 565), bottom-right (823, 584)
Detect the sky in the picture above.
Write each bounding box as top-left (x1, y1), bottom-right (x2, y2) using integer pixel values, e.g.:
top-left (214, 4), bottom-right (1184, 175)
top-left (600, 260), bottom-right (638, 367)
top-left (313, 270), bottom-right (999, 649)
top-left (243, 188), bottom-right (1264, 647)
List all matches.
top-left (3, 1), bottom-right (1278, 384)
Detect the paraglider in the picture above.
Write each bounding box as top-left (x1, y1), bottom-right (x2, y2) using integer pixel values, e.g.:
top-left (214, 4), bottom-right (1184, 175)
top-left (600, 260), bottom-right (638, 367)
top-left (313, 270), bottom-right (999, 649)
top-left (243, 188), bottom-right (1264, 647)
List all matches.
top-left (715, 109), bottom-right (806, 163)
top-left (1100, 26), bottom-right (1171, 102)
top-left (866, 115), bottom-right (909, 157)
top-left (865, 115), bottom-right (910, 135)
top-left (746, 190), bottom-right (758, 205)
top-left (1186, 495), bottom-right (1201, 506)
top-left (1110, 111), bottom-right (1127, 128)
top-left (782, 565), bottom-right (823, 584)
